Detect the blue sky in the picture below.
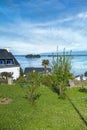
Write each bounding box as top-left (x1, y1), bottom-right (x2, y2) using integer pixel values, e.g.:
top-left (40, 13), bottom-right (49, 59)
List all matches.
top-left (0, 0), bottom-right (87, 54)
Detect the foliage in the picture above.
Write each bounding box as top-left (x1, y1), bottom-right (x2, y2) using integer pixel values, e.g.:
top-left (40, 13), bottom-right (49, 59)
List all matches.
top-left (42, 59), bottom-right (49, 74)
top-left (40, 74), bottom-right (60, 94)
top-left (16, 75), bottom-right (28, 85)
top-left (52, 49), bottom-right (72, 96)
top-left (40, 74), bottom-right (54, 88)
top-left (74, 81), bottom-right (87, 87)
top-left (0, 78), bottom-right (7, 84)
top-left (84, 71), bottom-right (87, 77)
top-left (20, 67), bottom-right (23, 76)
top-left (0, 72), bottom-right (13, 84)
top-left (79, 87), bottom-right (87, 93)
top-left (25, 72), bottom-right (40, 105)
top-left (1, 72), bottom-right (13, 79)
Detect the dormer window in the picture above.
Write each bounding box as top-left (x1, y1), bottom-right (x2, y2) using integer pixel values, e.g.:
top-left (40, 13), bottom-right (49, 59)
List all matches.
top-left (0, 59), bottom-right (5, 64)
top-left (7, 59), bottom-right (13, 64)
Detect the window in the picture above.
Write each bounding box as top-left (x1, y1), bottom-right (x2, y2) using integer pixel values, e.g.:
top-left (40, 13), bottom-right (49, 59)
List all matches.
top-left (0, 59), bottom-right (5, 64)
top-left (7, 59), bottom-right (13, 64)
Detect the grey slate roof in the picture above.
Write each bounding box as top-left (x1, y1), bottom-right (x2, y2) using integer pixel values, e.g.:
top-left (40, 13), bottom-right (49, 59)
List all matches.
top-left (24, 67), bottom-right (51, 74)
top-left (0, 49), bottom-right (20, 68)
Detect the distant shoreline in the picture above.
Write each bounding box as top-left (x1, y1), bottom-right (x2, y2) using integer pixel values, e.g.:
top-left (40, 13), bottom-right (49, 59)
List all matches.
top-left (41, 54), bottom-right (87, 57)
top-left (25, 54), bottom-right (41, 58)
top-left (14, 54), bottom-right (87, 75)
top-left (15, 54), bottom-right (87, 57)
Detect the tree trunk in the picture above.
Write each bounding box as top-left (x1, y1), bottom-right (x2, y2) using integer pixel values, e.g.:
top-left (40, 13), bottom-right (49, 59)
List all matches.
top-left (59, 85), bottom-right (63, 96)
top-left (59, 82), bottom-right (63, 96)
top-left (44, 66), bottom-right (46, 74)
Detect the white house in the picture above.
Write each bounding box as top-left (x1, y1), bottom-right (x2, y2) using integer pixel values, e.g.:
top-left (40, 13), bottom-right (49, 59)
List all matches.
top-left (0, 49), bottom-right (20, 79)
top-left (75, 74), bottom-right (87, 81)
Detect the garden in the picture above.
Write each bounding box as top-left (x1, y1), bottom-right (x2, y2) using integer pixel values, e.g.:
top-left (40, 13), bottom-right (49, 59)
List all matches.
top-left (0, 50), bottom-right (87, 130)
top-left (0, 83), bottom-right (87, 130)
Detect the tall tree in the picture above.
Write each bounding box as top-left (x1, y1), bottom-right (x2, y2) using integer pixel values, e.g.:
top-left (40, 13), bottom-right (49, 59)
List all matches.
top-left (42, 59), bottom-right (49, 74)
top-left (52, 49), bottom-right (73, 96)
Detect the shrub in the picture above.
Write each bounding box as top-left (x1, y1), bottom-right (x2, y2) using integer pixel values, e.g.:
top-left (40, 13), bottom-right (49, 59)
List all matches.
top-left (40, 74), bottom-right (61, 94)
top-left (40, 74), bottom-right (53, 87)
top-left (84, 71), bottom-right (87, 77)
top-left (16, 75), bottom-right (28, 85)
top-left (20, 67), bottom-right (23, 76)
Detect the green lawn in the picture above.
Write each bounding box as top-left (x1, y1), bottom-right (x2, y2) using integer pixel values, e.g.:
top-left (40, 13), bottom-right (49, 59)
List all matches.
top-left (0, 84), bottom-right (87, 130)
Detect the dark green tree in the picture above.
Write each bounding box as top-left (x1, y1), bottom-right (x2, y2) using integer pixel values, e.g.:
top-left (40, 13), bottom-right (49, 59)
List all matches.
top-left (84, 71), bottom-right (87, 77)
top-left (42, 59), bottom-right (49, 74)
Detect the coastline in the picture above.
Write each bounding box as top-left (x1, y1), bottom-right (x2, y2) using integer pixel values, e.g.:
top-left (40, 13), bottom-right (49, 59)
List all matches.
top-left (15, 53), bottom-right (87, 76)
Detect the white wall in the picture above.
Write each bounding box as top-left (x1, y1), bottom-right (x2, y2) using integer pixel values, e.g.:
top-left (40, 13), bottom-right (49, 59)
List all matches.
top-left (75, 77), bottom-right (81, 81)
top-left (0, 67), bottom-right (20, 80)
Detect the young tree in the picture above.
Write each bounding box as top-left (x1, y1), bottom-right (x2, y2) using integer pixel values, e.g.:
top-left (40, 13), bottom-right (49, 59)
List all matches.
top-left (42, 59), bottom-right (49, 74)
top-left (25, 72), bottom-right (40, 105)
top-left (52, 49), bottom-right (73, 96)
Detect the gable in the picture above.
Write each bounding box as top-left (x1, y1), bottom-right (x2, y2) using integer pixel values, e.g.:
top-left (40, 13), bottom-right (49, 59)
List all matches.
top-left (0, 49), bottom-right (20, 67)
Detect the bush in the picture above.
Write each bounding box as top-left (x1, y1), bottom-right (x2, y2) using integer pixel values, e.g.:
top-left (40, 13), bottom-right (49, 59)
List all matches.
top-left (0, 79), bottom-right (7, 84)
top-left (40, 74), bottom-right (53, 87)
top-left (40, 74), bottom-right (61, 95)
top-left (84, 71), bottom-right (87, 77)
top-left (20, 67), bottom-right (23, 76)
top-left (16, 76), bottom-right (28, 85)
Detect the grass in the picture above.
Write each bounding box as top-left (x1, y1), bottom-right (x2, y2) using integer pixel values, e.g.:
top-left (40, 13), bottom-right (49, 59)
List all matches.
top-left (0, 84), bottom-right (87, 130)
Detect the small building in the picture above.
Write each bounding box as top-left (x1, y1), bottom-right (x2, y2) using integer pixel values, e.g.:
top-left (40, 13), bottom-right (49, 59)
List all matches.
top-left (24, 67), bottom-right (51, 74)
top-left (75, 75), bottom-right (82, 81)
top-left (0, 49), bottom-right (20, 79)
top-left (75, 74), bottom-right (87, 81)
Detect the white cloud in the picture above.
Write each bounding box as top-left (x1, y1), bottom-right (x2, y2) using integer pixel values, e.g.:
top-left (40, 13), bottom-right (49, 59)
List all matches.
top-left (0, 11), bottom-right (87, 54)
top-left (77, 12), bottom-right (87, 19)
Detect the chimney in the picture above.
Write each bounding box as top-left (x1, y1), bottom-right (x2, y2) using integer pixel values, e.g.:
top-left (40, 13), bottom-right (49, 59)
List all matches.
top-left (4, 48), bottom-right (10, 52)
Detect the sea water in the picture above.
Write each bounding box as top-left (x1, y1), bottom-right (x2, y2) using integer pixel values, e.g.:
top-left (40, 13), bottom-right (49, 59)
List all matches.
top-left (15, 51), bottom-right (87, 75)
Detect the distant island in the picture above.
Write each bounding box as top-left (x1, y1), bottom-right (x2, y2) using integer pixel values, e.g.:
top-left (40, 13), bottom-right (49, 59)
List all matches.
top-left (25, 54), bottom-right (41, 58)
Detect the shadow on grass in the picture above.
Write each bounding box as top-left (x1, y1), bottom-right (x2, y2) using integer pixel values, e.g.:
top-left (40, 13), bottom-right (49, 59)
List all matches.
top-left (52, 87), bottom-right (60, 95)
top-left (66, 94), bottom-right (87, 127)
top-left (24, 94), bottom-right (41, 100)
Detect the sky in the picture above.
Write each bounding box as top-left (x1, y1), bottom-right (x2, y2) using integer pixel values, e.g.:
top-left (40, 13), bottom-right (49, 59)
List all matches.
top-left (0, 0), bottom-right (87, 54)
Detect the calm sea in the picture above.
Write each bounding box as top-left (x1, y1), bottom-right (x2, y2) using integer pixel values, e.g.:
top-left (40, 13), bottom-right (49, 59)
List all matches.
top-left (15, 51), bottom-right (87, 75)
